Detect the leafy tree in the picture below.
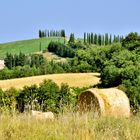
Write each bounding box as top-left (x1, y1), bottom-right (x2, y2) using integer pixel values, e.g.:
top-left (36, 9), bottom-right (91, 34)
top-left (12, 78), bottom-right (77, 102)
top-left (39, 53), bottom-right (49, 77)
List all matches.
top-left (122, 32), bottom-right (140, 50)
top-left (39, 80), bottom-right (60, 112)
top-left (4, 53), bottom-right (13, 69)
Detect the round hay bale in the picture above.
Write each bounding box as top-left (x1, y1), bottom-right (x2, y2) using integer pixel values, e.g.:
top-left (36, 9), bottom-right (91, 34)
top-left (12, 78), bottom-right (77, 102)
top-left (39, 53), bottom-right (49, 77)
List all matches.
top-left (78, 88), bottom-right (130, 118)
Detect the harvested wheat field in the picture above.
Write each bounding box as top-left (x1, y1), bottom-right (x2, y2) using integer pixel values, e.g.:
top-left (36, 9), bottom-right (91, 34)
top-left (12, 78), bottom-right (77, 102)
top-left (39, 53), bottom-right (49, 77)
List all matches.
top-left (0, 73), bottom-right (100, 90)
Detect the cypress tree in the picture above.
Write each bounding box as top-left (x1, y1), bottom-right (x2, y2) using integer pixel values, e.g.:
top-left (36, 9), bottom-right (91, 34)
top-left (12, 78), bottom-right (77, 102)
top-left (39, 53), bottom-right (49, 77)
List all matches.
top-left (120, 35), bottom-right (124, 42)
top-left (94, 34), bottom-right (97, 45)
top-left (91, 33), bottom-right (94, 44)
top-left (102, 35), bottom-right (105, 46)
top-left (109, 34), bottom-right (112, 45)
top-left (113, 35), bottom-right (116, 42)
top-left (61, 30), bottom-right (65, 37)
top-left (39, 30), bottom-right (42, 38)
top-left (84, 32), bottom-right (86, 44)
top-left (98, 34), bottom-right (102, 46)
top-left (69, 33), bottom-right (75, 43)
top-left (89, 33), bottom-right (91, 44)
top-left (39, 42), bottom-right (42, 51)
top-left (48, 30), bottom-right (50, 37)
top-left (105, 33), bottom-right (109, 45)
top-left (4, 53), bottom-right (13, 69)
top-left (87, 33), bottom-right (89, 44)
top-left (117, 35), bottom-right (120, 42)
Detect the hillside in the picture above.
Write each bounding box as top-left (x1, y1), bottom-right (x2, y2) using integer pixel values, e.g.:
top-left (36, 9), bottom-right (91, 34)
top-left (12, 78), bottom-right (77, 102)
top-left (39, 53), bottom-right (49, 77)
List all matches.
top-left (0, 73), bottom-right (100, 90)
top-left (0, 37), bottom-right (65, 59)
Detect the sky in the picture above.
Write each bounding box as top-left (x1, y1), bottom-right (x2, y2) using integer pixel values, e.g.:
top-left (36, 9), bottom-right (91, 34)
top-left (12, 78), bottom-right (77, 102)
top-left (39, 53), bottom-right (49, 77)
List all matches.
top-left (0, 0), bottom-right (140, 43)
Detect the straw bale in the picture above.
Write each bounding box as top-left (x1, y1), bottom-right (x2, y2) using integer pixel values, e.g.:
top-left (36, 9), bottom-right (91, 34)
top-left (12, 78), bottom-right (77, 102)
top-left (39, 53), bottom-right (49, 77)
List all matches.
top-left (78, 88), bottom-right (130, 117)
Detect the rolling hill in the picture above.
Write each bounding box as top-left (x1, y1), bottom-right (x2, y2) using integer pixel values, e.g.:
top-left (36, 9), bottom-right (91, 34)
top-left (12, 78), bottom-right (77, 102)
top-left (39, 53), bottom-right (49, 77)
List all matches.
top-left (0, 73), bottom-right (100, 90)
top-left (0, 37), bottom-right (65, 59)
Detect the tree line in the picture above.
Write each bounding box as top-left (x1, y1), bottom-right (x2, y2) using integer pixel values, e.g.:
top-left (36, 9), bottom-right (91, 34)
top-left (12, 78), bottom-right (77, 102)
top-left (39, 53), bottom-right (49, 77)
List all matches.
top-left (4, 53), bottom-right (45, 69)
top-left (84, 32), bottom-right (124, 45)
top-left (39, 29), bottom-right (65, 38)
top-left (48, 42), bottom-right (75, 58)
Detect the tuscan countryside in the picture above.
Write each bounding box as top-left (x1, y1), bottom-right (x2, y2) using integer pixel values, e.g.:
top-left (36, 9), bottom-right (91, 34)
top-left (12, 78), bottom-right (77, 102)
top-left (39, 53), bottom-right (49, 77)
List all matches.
top-left (0, 0), bottom-right (140, 140)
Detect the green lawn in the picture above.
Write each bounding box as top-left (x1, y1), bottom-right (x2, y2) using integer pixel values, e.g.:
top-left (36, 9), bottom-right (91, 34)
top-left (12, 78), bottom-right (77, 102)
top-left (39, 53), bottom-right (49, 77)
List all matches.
top-left (0, 37), bottom-right (65, 59)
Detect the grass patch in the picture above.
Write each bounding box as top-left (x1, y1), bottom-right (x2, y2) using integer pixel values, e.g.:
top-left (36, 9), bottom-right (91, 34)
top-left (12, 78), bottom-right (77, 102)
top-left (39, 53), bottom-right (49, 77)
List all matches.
top-left (0, 37), bottom-right (65, 59)
top-left (0, 112), bottom-right (140, 140)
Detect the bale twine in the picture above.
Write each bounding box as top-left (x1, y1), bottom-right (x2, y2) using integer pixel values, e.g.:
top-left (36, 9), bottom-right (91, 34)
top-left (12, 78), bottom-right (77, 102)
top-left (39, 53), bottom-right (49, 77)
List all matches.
top-left (78, 88), bottom-right (130, 118)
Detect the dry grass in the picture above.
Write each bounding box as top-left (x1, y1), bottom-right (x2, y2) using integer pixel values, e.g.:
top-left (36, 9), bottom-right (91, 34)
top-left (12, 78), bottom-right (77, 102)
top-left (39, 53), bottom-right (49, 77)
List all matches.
top-left (0, 112), bottom-right (140, 140)
top-left (0, 73), bottom-right (100, 90)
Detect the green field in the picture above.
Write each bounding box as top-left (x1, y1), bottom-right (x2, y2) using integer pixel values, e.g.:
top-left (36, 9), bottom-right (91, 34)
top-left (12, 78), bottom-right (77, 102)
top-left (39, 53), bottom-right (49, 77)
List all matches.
top-left (0, 37), bottom-right (65, 59)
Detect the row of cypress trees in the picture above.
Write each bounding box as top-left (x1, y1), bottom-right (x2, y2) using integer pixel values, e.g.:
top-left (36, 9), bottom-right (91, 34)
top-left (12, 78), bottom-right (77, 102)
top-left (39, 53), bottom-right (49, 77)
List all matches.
top-left (84, 33), bottom-right (124, 45)
top-left (39, 29), bottom-right (65, 38)
top-left (4, 53), bottom-right (45, 69)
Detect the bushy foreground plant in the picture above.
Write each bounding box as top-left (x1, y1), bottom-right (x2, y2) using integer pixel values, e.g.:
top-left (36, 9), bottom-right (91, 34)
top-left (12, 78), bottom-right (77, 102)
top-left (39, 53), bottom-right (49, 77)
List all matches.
top-left (0, 80), bottom-right (87, 113)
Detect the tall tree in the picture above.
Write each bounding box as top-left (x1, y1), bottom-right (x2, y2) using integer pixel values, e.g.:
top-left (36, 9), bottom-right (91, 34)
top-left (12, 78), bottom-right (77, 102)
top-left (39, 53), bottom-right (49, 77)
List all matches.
top-left (69, 33), bottom-right (75, 43)
top-left (87, 33), bottom-right (89, 44)
top-left (109, 34), bottom-right (112, 45)
top-left (105, 33), bottom-right (109, 45)
top-left (84, 32), bottom-right (86, 44)
top-left (98, 34), bottom-right (102, 46)
top-left (39, 30), bottom-right (42, 38)
top-left (61, 30), bottom-right (66, 37)
top-left (89, 33), bottom-right (91, 44)
top-left (91, 33), bottom-right (94, 44)
top-left (94, 34), bottom-right (98, 45)
top-left (102, 35), bottom-right (105, 46)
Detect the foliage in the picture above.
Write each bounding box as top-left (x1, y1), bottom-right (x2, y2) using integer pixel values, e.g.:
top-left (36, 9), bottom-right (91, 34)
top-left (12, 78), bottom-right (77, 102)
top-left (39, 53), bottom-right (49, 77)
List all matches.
top-left (100, 43), bottom-right (140, 109)
top-left (122, 32), bottom-right (140, 50)
top-left (0, 80), bottom-right (81, 113)
top-left (39, 29), bottom-right (66, 38)
top-left (69, 33), bottom-right (75, 43)
top-left (48, 41), bottom-right (75, 58)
